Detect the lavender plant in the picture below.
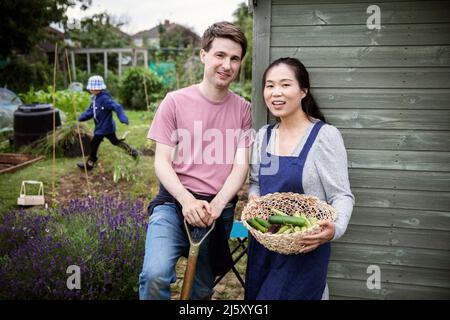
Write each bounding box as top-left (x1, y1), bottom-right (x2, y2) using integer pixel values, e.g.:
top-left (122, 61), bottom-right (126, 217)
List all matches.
top-left (0, 196), bottom-right (148, 299)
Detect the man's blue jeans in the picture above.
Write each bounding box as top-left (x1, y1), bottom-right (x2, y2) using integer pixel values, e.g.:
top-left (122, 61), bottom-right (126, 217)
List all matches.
top-left (139, 202), bottom-right (234, 300)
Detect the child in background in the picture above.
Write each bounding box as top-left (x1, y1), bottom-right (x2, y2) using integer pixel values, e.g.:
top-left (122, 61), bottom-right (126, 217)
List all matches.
top-left (77, 75), bottom-right (138, 170)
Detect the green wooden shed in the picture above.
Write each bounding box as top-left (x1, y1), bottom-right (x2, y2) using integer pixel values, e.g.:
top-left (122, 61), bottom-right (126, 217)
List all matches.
top-left (250, 0), bottom-right (450, 299)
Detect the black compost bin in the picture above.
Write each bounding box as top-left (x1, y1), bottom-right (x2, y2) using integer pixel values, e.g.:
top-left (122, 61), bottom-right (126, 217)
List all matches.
top-left (13, 103), bottom-right (61, 149)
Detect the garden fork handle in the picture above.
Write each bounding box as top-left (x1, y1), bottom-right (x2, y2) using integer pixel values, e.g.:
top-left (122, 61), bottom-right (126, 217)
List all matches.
top-left (180, 219), bottom-right (215, 300)
top-left (180, 245), bottom-right (200, 300)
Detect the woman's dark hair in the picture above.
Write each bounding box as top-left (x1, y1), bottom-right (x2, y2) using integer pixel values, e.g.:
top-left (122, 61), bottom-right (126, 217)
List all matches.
top-left (262, 57), bottom-right (326, 123)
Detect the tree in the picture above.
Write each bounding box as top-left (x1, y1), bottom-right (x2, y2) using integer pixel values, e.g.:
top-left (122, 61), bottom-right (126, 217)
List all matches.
top-left (66, 12), bottom-right (131, 48)
top-left (0, 0), bottom-right (91, 58)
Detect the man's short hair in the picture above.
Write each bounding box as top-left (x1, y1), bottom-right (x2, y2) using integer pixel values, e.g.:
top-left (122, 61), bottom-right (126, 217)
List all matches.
top-left (201, 21), bottom-right (248, 59)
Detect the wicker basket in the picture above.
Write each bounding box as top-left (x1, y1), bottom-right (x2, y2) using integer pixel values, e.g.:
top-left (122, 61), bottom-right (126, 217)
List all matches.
top-left (241, 192), bottom-right (337, 255)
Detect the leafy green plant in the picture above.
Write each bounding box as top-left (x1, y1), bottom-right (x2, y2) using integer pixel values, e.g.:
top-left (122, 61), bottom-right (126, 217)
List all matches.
top-left (19, 87), bottom-right (91, 121)
top-left (112, 152), bottom-right (139, 183)
top-left (230, 81), bottom-right (252, 102)
top-left (119, 67), bottom-right (165, 110)
top-left (113, 163), bottom-right (136, 184)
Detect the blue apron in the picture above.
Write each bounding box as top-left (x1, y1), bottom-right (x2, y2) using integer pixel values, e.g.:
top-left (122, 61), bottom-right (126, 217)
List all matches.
top-left (245, 121), bottom-right (331, 300)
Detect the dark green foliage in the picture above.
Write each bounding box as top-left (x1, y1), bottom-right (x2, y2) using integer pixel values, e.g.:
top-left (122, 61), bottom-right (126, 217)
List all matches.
top-left (0, 57), bottom-right (62, 93)
top-left (0, 0), bottom-right (91, 58)
top-left (233, 2), bottom-right (253, 83)
top-left (119, 67), bottom-right (164, 110)
top-left (230, 81), bottom-right (252, 102)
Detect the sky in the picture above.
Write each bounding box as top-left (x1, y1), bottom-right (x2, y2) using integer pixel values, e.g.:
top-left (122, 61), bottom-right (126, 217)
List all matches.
top-left (66, 0), bottom-right (247, 36)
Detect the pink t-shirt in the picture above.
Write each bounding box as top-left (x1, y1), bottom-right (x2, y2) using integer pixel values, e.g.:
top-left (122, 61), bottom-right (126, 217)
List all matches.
top-left (148, 85), bottom-right (253, 195)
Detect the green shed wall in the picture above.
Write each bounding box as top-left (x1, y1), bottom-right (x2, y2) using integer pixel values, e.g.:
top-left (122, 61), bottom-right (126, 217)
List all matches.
top-left (251, 0), bottom-right (450, 299)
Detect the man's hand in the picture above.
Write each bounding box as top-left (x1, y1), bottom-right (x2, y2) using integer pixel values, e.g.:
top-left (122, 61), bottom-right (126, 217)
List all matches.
top-left (180, 195), bottom-right (211, 228)
top-left (299, 221), bottom-right (335, 254)
top-left (203, 197), bottom-right (227, 226)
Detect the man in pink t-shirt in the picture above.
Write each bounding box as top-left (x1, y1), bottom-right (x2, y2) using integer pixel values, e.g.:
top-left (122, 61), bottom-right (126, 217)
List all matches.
top-left (139, 22), bottom-right (252, 300)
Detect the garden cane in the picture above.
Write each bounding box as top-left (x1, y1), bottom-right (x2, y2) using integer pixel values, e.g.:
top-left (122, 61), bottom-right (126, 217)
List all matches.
top-left (180, 219), bottom-right (215, 300)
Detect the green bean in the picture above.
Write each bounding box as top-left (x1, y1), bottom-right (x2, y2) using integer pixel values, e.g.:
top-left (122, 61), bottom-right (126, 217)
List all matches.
top-left (276, 225), bottom-right (290, 234)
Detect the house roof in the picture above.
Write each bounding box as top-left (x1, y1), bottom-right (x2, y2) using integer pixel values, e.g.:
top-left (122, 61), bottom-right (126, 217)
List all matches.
top-left (40, 26), bottom-right (68, 52)
top-left (131, 26), bottom-right (159, 39)
top-left (111, 26), bottom-right (132, 40)
top-left (131, 20), bottom-right (200, 43)
top-left (44, 26), bottom-right (66, 40)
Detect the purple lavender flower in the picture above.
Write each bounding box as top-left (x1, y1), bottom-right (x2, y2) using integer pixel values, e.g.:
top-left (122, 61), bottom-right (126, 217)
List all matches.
top-left (0, 195), bottom-right (147, 299)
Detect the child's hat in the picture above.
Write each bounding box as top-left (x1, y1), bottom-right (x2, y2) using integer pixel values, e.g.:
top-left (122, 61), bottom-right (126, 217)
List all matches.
top-left (86, 75), bottom-right (107, 90)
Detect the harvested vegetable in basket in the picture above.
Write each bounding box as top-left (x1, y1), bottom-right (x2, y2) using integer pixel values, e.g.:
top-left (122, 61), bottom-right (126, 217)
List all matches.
top-left (268, 215), bottom-right (307, 227)
top-left (246, 218), bottom-right (268, 233)
top-left (270, 207), bottom-right (288, 216)
top-left (242, 192), bottom-right (336, 254)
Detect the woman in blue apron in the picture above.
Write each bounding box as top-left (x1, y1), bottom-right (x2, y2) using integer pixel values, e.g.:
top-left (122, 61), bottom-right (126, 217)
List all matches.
top-left (245, 58), bottom-right (354, 300)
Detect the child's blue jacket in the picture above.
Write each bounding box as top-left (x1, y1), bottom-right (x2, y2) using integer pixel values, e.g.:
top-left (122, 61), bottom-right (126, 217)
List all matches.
top-left (78, 91), bottom-right (129, 135)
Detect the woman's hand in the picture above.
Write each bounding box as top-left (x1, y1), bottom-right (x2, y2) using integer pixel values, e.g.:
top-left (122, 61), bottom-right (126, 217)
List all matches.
top-left (248, 194), bottom-right (260, 202)
top-left (299, 221), bottom-right (335, 254)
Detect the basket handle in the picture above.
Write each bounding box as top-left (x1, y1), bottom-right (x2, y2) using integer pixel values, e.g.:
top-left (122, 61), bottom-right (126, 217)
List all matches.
top-left (20, 181), bottom-right (44, 197)
top-left (22, 180), bottom-right (42, 184)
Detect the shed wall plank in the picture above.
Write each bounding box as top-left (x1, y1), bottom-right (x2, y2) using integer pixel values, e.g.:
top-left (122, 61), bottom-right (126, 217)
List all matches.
top-left (348, 150), bottom-right (450, 172)
top-left (338, 224), bottom-right (450, 249)
top-left (314, 88), bottom-right (450, 110)
top-left (349, 206), bottom-right (450, 230)
top-left (273, 0), bottom-right (424, 4)
top-left (272, 2), bottom-right (450, 26)
top-left (331, 242), bottom-right (450, 270)
top-left (271, 46), bottom-right (450, 67)
top-left (327, 278), bottom-right (450, 299)
top-left (341, 129), bottom-right (450, 152)
top-left (328, 261), bottom-right (450, 288)
top-left (272, 24), bottom-right (450, 46)
top-left (323, 108), bottom-right (450, 129)
top-left (308, 67), bottom-right (450, 89)
top-left (349, 168), bottom-right (450, 191)
top-left (353, 187), bottom-right (450, 211)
